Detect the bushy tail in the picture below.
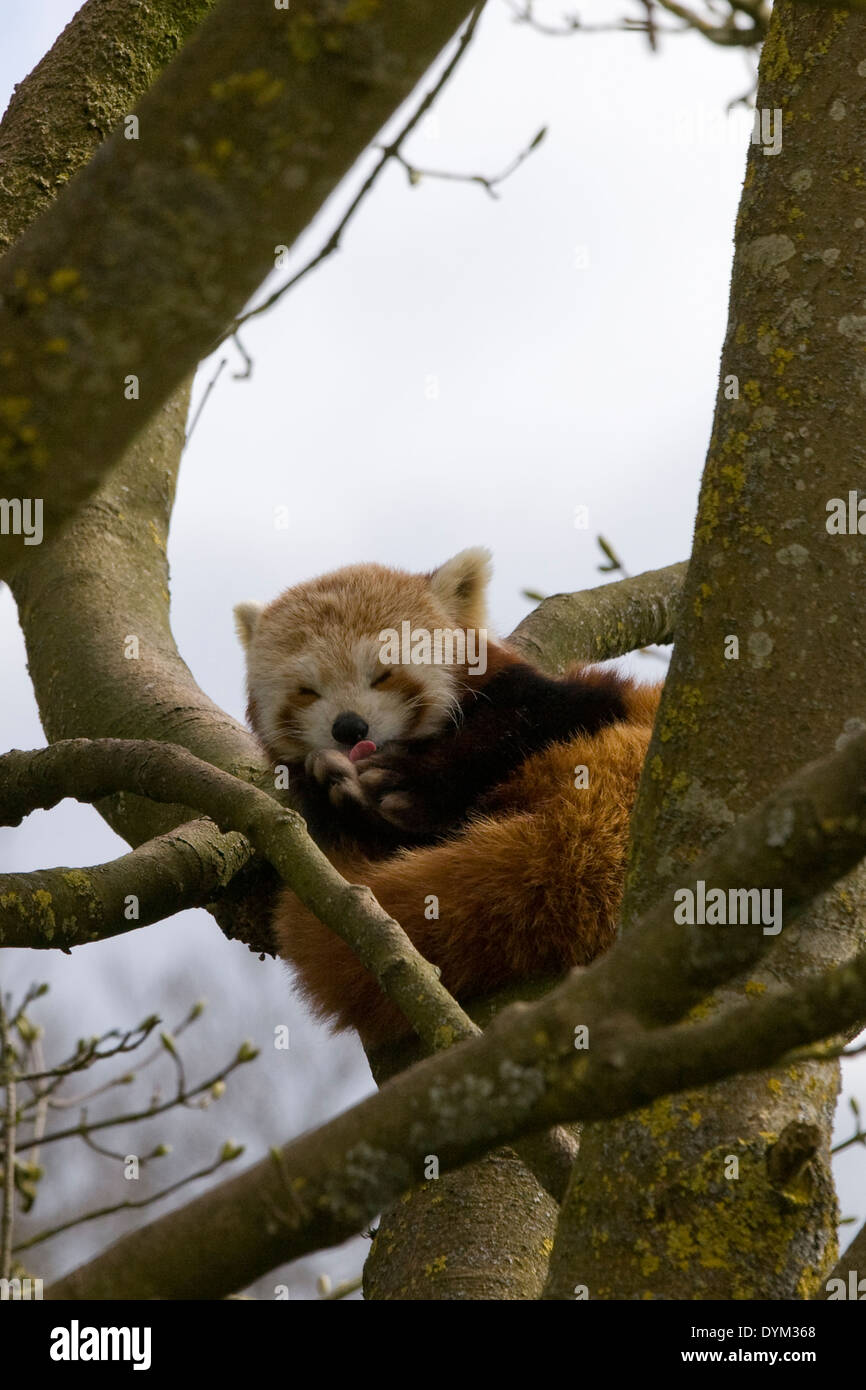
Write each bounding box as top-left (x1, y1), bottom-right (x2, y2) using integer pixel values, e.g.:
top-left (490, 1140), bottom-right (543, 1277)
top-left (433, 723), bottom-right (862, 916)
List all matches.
top-left (273, 696), bottom-right (659, 1047)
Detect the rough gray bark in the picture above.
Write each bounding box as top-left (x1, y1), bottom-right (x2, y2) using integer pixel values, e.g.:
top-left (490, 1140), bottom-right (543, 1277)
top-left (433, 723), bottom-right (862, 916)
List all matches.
top-left (363, 1151), bottom-right (559, 1300)
top-left (0, 0), bottom-right (219, 254)
top-left (0, 0), bottom-right (478, 572)
top-left (544, 0), bottom-right (866, 1300)
top-left (509, 560), bottom-right (684, 672)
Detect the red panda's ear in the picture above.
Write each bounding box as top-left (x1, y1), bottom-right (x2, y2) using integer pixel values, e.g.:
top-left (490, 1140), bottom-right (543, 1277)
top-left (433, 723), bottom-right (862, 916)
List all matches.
top-left (429, 547), bottom-right (492, 628)
top-left (234, 601), bottom-right (264, 650)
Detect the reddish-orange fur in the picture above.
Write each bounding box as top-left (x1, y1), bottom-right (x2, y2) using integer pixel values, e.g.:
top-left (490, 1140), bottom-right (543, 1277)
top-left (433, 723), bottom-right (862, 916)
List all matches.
top-left (272, 679), bottom-right (660, 1047)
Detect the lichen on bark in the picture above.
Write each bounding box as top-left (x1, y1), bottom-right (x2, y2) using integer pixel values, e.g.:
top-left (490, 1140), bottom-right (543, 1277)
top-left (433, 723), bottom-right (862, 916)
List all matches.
top-left (545, 0), bottom-right (866, 1300)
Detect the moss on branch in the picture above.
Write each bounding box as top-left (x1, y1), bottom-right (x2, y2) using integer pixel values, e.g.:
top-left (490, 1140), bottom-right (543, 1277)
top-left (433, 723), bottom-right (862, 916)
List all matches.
top-left (0, 737), bottom-right (476, 1053)
top-left (0, 0), bottom-right (478, 571)
top-left (510, 560), bottom-right (685, 673)
top-left (0, 819), bottom-right (252, 949)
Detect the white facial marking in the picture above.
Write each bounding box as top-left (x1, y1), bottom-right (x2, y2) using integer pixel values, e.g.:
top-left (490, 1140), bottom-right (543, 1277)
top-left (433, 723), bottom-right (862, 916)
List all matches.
top-left (253, 634), bottom-right (458, 761)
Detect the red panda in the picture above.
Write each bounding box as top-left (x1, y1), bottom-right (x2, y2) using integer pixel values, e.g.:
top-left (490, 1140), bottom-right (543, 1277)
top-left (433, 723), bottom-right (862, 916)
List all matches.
top-left (235, 548), bottom-right (661, 1048)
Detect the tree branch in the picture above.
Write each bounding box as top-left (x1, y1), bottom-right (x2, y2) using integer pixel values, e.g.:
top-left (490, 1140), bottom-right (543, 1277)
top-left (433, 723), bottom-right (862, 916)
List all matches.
top-left (14, 1150), bottom-right (239, 1257)
top-left (553, 0), bottom-right (866, 1302)
top-left (41, 724), bottom-right (866, 1297)
top-left (0, 1001), bottom-right (16, 1282)
top-left (0, 0), bottom-right (480, 572)
top-left (0, 0), bottom-right (278, 945)
top-left (0, 819), bottom-right (252, 950)
top-left (10, 550), bottom-right (687, 959)
top-left (0, 0), bottom-right (219, 255)
top-left (509, 560), bottom-right (685, 673)
top-left (47, 867), bottom-right (866, 1299)
top-left (0, 737), bottom-right (581, 1203)
top-left (223, 2), bottom-right (488, 343)
top-left (0, 738), bottom-right (473, 1052)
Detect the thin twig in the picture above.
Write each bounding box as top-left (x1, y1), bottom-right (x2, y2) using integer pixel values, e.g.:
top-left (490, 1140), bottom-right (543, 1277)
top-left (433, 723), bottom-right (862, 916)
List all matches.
top-left (12, 1018), bottom-right (159, 1086)
top-left (386, 125), bottom-right (547, 200)
top-left (831, 1129), bottom-right (866, 1157)
top-left (12, 1150), bottom-right (239, 1254)
top-left (32, 1051), bottom-right (252, 1150)
top-left (222, 2), bottom-right (489, 342)
top-left (184, 356), bottom-right (227, 444)
top-left (24, 1036), bottom-right (48, 1174)
top-left (503, 0), bottom-right (680, 37)
top-left (182, 4), bottom-right (490, 437)
top-left (78, 1124), bottom-right (169, 1165)
top-left (230, 333), bottom-right (252, 380)
top-left (0, 999), bottom-right (16, 1280)
top-left (320, 1273), bottom-right (363, 1300)
top-left (503, 0), bottom-right (765, 43)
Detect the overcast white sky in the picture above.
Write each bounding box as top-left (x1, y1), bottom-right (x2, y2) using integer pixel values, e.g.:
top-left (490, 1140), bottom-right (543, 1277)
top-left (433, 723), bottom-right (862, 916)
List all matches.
top-left (1, 0), bottom-right (863, 1289)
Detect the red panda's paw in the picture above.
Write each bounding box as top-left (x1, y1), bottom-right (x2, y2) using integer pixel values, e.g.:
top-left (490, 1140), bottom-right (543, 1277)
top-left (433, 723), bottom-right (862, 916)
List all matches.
top-left (303, 749), bottom-right (365, 809)
top-left (356, 748), bottom-right (442, 833)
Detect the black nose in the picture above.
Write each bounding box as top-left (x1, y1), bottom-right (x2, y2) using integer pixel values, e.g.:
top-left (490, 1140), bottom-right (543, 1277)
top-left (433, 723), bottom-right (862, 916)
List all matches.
top-left (332, 712), bottom-right (369, 745)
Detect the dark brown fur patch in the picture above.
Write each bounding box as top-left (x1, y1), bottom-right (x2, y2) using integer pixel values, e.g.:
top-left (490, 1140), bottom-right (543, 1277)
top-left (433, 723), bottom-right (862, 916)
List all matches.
top-left (275, 696), bottom-right (310, 738)
top-left (386, 667), bottom-right (428, 733)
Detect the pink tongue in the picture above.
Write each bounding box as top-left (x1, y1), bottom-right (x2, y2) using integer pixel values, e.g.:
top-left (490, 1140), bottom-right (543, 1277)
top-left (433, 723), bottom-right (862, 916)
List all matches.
top-left (349, 739), bottom-right (377, 763)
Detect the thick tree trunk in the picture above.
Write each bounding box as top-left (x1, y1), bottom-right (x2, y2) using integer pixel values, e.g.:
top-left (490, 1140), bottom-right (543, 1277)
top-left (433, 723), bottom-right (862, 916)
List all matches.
top-left (3, 0), bottom-right (562, 1300)
top-left (545, 0), bottom-right (866, 1300)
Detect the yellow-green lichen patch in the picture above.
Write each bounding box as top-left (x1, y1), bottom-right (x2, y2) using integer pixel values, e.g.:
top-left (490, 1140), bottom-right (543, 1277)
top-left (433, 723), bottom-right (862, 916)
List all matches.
top-left (771, 346), bottom-right (795, 376)
top-left (28, 888), bottom-right (57, 941)
top-left (432, 1023), bottom-right (457, 1049)
top-left (685, 998), bottom-right (714, 1022)
top-left (747, 523), bottom-right (773, 546)
top-left (659, 684), bottom-right (704, 744)
top-left (693, 582), bottom-right (712, 618)
top-left (796, 1264), bottom-right (826, 1300)
top-left (48, 267), bottom-right (81, 294)
top-left (342, 0), bottom-right (381, 21)
top-left (210, 69), bottom-right (280, 102)
top-left (0, 396), bottom-right (32, 425)
top-left (695, 483), bottom-right (720, 546)
top-left (760, 21), bottom-right (803, 86)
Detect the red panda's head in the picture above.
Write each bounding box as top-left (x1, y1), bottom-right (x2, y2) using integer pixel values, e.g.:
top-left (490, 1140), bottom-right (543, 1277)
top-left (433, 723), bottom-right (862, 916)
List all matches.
top-left (234, 548), bottom-right (493, 766)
